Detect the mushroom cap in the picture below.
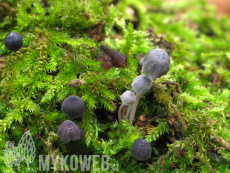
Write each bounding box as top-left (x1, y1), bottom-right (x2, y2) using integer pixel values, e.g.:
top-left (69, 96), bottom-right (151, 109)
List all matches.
top-left (120, 91), bottom-right (136, 106)
top-left (75, 128), bottom-right (85, 142)
top-left (131, 75), bottom-right (152, 95)
top-left (141, 48), bottom-right (170, 81)
top-left (58, 120), bottom-right (80, 144)
top-left (61, 95), bottom-right (85, 120)
top-left (4, 32), bottom-right (23, 51)
top-left (131, 139), bottom-right (152, 161)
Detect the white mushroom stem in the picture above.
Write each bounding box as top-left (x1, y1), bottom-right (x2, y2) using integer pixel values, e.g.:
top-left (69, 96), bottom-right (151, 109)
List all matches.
top-left (125, 106), bottom-right (132, 119)
top-left (118, 104), bottom-right (132, 122)
top-left (118, 103), bottom-right (125, 123)
top-left (129, 94), bottom-right (141, 125)
top-left (125, 89), bottom-right (135, 119)
top-left (118, 89), bottom-right (136, 123)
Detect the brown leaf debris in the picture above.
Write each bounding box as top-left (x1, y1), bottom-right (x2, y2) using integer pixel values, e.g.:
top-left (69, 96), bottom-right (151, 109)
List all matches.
top-left (167, 115), bottom-right (182, 142)
top-left (65, 79), bottom-right (82, 87)
top-left (151, 154), bottom-right (166, 171)
top-left (88, 20), bottom-right (106, 42)
top-left (97, 45), bottom-right (127, 70)
top-left (0, 55), bottom-right (7, 74)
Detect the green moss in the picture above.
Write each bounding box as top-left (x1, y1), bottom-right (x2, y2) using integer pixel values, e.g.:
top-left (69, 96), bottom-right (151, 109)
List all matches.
top-left (0, 0), bottom-right (230, 172)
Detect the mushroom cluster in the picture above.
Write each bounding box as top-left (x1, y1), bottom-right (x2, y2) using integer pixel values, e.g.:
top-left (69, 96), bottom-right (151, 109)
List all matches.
top-left (128, 75), bottom-right (152, 125)
top-left (58, 95), bottom-right (85, 143)
top-left (118, 48), bottom-right (171, 125)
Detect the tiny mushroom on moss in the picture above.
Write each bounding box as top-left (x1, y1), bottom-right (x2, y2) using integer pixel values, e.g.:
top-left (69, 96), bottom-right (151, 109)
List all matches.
top-left (61, 95), bottom-right (85, 120)
top-left (131, 75), bottom-right (152, 95)
top-left (140, 48), bottom-right (170, 81)
top-left (131, 139), bottom-right (152, 161)
top-left (4, 32), bottom-right (23, 52)
top-left (127, 48), bottom-right (171, 125)
top-left (75, 128), bottom-right (85, 142)
top-left (118, 90), bottom-right (136, 123)
top-left (128, 75), bottom-right (152, 125)
top-left (58, 120), bottom-right (81, 144)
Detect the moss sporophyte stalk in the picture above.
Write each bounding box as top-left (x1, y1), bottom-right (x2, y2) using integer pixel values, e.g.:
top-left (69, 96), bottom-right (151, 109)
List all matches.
top-left (1, 0), bottom-right (230, 172)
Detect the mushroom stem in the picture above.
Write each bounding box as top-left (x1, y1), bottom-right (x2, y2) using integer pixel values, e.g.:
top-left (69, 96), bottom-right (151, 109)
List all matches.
top-left (118, 103), bottom-right (125, 123)
top-left (124, 89), bottom-right (135, 119)
top-left (129, 94), bottom-right (141, 125)
top-left (125, 106), bottom-right (132, 119)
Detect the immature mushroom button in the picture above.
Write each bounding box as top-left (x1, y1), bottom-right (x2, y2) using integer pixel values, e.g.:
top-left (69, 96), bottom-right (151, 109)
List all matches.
top-left (118, 91), bottom-right (136, 123)
top-left (129, 75), bottom-right (152, 125)
top-left (131, 75), bottom-right (152, 95)
top-left (4, 32), bottom-right (23, 52)
top-left (58, 120), bottom-right (81, 144)
top-left (61, 95), bottom-right (85, 120)
top-left (131, 139), bottom-right (152, 161)
top-left (141, 48), bottom-right (170, 81)
top-left (75, 128), bottom-right (85, 142)
top-left (120, 90), bottom-right (136, 106)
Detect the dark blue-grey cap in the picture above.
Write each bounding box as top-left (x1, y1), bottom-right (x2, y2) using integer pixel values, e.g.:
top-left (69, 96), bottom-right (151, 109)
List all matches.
top-left (140, 48), bottom-right (170, 81)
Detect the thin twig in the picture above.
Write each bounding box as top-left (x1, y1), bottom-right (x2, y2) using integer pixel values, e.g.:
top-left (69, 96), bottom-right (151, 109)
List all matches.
top-left (212, 136), bottom-right (230, 150)
top-left (196, 152), bottom-right (216, 172)
top-left (169, 103), bottom-right (186, 138)
top-left (0, 2), bottom-right (16, 17)
top-left (162, 81), bottom-right (181, 94)
top-left (169, 103), bottom-right (185, 127)
top-left (36, 134), bottom-right (53, 155)
top-left (36, 134), bottom-right (66, 173)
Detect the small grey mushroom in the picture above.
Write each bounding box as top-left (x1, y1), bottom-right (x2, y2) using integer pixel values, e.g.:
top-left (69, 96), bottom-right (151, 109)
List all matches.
top-left (118, 91), bottom-right (136, 123)
top-left (129, 75), bottom-right (152, 125)
top-left (141, 48), bottom-right (170, 81)
top-left (58, 120), bottom-right (80, 144)
top-left (4, 32), bottom-right (23, 52)
top-left (74, 128), bottom-right (85, 142)
top-left (120, 90), bottom-right (136, 106)
top-left (131, 75), bottom-right (152, 95)
top-left (61, 95), bottom-right (85, 120)
top-left (131, 139), bottom-right (152, 161)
